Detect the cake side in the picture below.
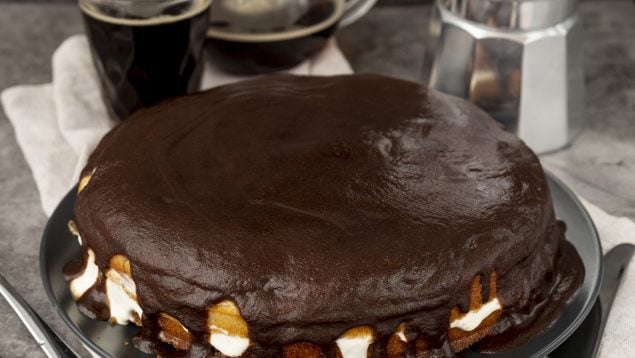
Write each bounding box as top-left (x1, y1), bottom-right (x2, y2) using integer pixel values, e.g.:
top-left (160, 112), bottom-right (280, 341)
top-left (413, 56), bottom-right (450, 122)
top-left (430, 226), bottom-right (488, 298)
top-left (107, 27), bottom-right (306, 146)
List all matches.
top-left (65, 74), bottom-right (584, 357)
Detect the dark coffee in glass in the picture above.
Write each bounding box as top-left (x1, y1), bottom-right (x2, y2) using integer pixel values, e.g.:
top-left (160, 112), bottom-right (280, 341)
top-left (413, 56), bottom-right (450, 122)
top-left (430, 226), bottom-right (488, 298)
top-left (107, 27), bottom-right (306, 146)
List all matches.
top-left (80, 0), bottom-right (211, 120)
top-left (206, 0), bottom-right (343, 75)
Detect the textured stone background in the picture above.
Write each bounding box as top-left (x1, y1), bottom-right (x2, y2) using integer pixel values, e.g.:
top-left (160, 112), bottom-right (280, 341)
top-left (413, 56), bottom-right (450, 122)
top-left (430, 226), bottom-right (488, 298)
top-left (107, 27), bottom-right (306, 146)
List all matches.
top-left (0, 1), bottom-right (633, 357)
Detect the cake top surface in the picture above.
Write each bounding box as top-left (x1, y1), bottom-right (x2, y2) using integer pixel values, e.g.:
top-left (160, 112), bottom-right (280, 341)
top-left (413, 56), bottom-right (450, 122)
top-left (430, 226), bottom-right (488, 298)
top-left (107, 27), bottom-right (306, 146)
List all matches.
top-left (76, 74), bottom-right (557, 347)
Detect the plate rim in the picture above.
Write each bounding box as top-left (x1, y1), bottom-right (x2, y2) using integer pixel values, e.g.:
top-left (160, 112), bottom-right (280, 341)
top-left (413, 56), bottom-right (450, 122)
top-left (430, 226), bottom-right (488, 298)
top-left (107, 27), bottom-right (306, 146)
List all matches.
top-left (39, 186), bottom-right (113, 357)
top-left (39, 170), bottom-right (603, 358)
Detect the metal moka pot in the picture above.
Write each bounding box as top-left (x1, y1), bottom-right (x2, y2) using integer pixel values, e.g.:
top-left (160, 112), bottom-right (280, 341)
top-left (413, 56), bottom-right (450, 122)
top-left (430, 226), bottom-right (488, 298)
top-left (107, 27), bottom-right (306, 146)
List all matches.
top-left (422, 0), bottom-right (585, 154)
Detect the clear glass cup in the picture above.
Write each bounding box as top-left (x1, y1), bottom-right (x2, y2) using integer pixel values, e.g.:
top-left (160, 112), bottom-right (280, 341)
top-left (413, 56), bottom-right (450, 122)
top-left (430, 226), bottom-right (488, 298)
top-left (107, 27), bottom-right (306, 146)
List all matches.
top-left (79, 0), bottom-right (212, 120)
top-left (205, 0), bottom-right (376, 75)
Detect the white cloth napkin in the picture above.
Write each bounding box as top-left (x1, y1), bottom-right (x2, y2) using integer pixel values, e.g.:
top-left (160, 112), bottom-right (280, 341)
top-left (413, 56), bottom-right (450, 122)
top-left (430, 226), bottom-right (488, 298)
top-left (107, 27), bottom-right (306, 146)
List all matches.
top-left (1, 34), bottom-right (633, 358)
top-left (1, 34), bottom-right (352, 215)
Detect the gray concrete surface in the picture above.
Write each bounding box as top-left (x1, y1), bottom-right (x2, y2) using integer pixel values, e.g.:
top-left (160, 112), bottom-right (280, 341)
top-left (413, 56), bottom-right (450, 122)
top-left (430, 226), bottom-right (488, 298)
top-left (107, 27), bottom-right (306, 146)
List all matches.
top-left (0, 1), bottom-right (633, 357)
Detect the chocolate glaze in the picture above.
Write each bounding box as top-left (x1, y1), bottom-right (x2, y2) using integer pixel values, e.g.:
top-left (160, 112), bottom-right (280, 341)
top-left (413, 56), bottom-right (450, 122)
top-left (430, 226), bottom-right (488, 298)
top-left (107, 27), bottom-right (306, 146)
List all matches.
top-left (68, 74), bottom-right (584, 356)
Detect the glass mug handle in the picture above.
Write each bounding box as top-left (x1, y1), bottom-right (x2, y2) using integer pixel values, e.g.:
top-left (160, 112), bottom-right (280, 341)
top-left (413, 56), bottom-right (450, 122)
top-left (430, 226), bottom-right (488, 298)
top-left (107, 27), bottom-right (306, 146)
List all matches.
top-left (339, 0), bottom-right (377, 27)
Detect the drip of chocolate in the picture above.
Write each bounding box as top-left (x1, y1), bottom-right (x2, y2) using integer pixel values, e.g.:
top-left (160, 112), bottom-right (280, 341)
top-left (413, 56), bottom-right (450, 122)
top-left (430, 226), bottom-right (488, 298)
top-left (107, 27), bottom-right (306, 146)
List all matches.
top-left (67, 74), bottom-right (584, 356)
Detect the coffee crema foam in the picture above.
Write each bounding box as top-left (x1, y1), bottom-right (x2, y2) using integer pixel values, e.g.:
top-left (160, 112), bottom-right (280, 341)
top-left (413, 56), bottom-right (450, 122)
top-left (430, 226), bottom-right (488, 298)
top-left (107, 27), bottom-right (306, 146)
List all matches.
top-left (79, 0), bottom-right (211, 26)
top-left (206, 0), bottom-right (344, 42)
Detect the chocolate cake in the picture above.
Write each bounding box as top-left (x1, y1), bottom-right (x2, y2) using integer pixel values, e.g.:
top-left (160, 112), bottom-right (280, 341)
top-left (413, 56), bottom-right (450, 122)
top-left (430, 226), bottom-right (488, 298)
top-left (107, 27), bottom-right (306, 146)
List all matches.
top-left (65, 74), bottom-right (584, 357)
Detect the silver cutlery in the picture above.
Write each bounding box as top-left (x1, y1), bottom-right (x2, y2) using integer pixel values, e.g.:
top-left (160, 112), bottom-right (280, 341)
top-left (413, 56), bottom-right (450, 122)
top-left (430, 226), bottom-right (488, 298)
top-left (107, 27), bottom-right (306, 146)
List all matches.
top-left (0, 272), bottom-right (77, 358)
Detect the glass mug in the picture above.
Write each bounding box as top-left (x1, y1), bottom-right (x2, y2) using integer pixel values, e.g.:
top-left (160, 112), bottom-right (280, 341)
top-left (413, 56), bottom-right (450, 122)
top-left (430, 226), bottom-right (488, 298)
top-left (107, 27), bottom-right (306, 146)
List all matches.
top-left (79, 0), bottom-right (212, 120)
top-left (205, 0), bottom-right (377, 75)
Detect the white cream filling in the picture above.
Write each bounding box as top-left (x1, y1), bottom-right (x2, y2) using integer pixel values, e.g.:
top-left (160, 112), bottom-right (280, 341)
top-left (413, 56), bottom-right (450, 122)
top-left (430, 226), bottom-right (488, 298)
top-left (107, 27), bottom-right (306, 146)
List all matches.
top-left (70, 233), bottom-right (143, 326)
top-left (70, 235), bottom-right (498, 352)
top-left (450, 298), bottom-right (502, 331)
top-left (158, 330), bottom-right (184, 344)
top-left (69, 247), bottom-right (98, 299)
top-left (336, 335), bottom-right (373, 358)
top-left (396, 329), bottom-right (407, 343)
top-left (105, 269), bottom-right (143, 325)
top-left (158, 331), bottom-right (167, 341)
top-left (208, 326), bottom-right (250, 357)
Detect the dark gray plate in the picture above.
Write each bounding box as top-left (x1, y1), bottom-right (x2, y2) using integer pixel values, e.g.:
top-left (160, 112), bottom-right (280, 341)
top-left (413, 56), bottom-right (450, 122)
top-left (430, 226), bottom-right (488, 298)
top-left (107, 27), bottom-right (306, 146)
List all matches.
top-left (40, 172), bottom-right (602, 358)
